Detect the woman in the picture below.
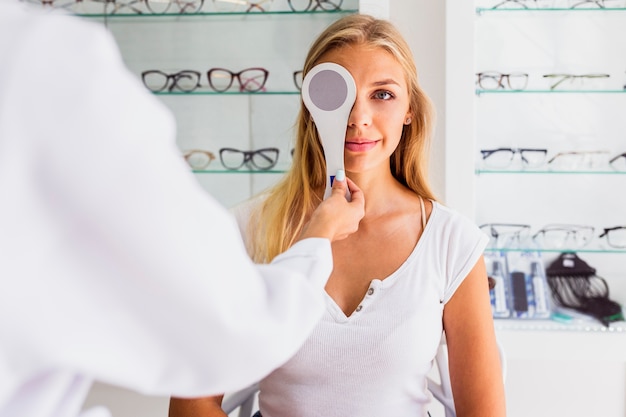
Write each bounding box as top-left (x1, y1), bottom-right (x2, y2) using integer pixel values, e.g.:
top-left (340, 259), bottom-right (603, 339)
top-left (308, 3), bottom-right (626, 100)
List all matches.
top-left (170, 14), bottom-right (506, 417)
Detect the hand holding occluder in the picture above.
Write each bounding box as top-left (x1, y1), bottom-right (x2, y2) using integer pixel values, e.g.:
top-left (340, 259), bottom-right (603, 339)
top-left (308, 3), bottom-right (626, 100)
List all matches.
top-left (299, 169), bottom-right (364, 242)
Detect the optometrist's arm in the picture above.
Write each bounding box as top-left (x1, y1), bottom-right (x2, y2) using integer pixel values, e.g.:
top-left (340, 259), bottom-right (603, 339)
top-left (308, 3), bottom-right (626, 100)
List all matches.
top-left (168, 175), bottom-right (365, 417)
top-left (443, 257), bottom-right (507, 417)
top-left (0, 7), bottom-right (363, 400)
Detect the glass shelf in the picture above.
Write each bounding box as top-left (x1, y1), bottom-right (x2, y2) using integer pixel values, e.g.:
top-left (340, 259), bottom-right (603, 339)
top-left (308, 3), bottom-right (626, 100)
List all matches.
top-left (154, 90), bottom-right (300, 96)
top-left (78, 9), bottom-right (358, 19)
top-left (476, 89), bottom-right (626, 95)
top-left (485, 247), bottom-right (626, 254)
top-left (494, 318), bottom-right (626, 333)
top-left (191, 167), bottom-right (287, 174)
top-left (476, 7), bottom-right (626, 14)
top-left (475, 168), bottom-right (626, 175)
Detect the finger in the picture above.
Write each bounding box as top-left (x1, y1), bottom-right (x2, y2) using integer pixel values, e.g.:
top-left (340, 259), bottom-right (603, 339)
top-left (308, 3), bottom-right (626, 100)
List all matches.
top-left (330, 170), bottom-right (348, 194)
top-left (345, 177), bottom-right (364, 204)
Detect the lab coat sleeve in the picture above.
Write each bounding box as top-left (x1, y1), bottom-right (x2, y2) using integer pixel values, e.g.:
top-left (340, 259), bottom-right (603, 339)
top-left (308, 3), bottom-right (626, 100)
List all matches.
top-left (0, 7), bottom-right (330, 398)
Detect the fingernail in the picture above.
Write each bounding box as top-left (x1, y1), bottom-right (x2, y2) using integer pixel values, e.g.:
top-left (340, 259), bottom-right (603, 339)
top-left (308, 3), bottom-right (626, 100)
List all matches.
top-left (335, 169), bottom-right (345, 182)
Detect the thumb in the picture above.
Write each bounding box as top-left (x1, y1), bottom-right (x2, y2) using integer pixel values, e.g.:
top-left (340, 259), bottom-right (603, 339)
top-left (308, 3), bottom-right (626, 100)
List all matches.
top-left (331, 169), bottom-right (348, 195)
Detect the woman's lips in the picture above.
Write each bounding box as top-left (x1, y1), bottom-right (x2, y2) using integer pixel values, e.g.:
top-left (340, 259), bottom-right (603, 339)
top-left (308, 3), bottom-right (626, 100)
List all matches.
top-left (345, 140), bottom-right (378, 152)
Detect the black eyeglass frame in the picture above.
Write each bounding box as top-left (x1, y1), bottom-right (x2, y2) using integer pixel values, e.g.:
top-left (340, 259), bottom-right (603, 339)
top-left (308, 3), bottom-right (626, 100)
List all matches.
top-left (479, 148), bottom-right (548, 168)
top-left (598, 226), bottom-right (626, 249)
top-left (609, 152), bottom-right (626, 170)
top-left (218, 147), bottom-right (280, 171)
top-left (141, 70), bottom-right (202, 93)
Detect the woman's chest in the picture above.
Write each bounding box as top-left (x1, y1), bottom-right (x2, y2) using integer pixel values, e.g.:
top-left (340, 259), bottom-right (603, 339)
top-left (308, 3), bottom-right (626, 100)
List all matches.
top-left (279, 276), bottom-right (445, 381)
top-left (327, 221), bottom-right (422, 315)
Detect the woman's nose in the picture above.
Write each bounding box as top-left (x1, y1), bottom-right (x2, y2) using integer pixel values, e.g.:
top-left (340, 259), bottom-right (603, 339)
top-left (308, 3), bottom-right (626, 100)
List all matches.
top-left (347, 97), bottom-right (371, 128)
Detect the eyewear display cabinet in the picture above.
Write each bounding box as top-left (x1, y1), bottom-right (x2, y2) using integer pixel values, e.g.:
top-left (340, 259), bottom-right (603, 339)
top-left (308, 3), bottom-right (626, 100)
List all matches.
top-left (473, 2), bottom-right (626, 416)
top-left (64, 0), bottom-right (359, 208)
top-left (474, 0), bottom-right (626, 332)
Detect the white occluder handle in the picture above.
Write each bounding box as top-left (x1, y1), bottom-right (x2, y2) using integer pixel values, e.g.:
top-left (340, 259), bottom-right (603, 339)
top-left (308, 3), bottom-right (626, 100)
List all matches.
top-left (301, 63), bottom-right (356, 199)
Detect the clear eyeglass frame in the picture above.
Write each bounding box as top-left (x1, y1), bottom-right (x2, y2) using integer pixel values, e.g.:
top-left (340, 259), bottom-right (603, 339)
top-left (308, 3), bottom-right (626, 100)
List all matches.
top-left (490, 0), bottom-right (557, 9)
top-left (183, 150), bottom-right (216, 170)
top-left (547, 150), bottom-right (610, 171)
top-left (532, 224), bottom-right (595, 249)
top-left (480, 223), bottom-right (532, 249)
top-left (542, 73), bottom-right (610, 90)
top-left (212, 0), bottom-right (273, 12)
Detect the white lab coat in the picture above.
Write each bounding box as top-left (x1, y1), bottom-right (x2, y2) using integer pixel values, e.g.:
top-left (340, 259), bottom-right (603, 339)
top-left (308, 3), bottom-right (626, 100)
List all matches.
top-left (0, 3), bottom-right (331, 417)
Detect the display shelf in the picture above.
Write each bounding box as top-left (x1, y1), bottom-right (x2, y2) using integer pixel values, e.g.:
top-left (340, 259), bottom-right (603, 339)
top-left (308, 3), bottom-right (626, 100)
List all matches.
top-left (78, 9), bottom-right (358, 19)
top-left (475, 168), bottom-right (626, 175)
top-left (476, 6), bottom-right (626, 14)
top-left (495, 318), bottom-right (626, 333)
top-left (485, 247), bottom-right (626, 254)
top-left (154, 91), bottom-right (300, 95)
top-left (475, 89), bottom-right (626, 95)
top-left (191, 167), bottom-right (288, 174)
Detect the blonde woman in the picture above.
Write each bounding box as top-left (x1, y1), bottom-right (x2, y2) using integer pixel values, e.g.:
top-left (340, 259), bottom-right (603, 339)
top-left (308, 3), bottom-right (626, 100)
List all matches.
top-left (170, 14), bottom-right (506, 417)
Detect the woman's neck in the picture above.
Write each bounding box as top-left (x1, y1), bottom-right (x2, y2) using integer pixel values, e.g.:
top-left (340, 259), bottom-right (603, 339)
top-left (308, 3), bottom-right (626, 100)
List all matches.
top-left (347, 167), bottom-right (415, 217)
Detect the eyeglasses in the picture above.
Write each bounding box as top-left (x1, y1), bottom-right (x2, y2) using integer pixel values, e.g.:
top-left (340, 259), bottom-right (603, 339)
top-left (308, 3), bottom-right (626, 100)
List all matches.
top-left (287, 0), bottom-right (343, 12)
top-left (547, 150), bottom-right (610, 170)
top-left (480, 148), bottom-right (548, 169)
top-left (183, 150), bottom-right (216, 170)
top-left (91, 0), bottom-right (150, 14)
top-left (476, 72), bottom-right (529, 91)
top-left (212, 0), bottom-right (273, 12)
top-left (141, 68), bottom-right (269, 93)
top-left (490, 0), bottom-right (624, 8)
top-left (567, 0), bottom-right (619, 8)
top-left (490, 0), bottom-right (555, 9)
top-left (219, 147), bottom-right (279, 171)
top-left (143, 0), bottom-right (205, 14)
top-left (293, 70), bottom-right (303, 91)
top-left (24, 0), bottom-right (79, 9)
top-left (609, 152), bottom-right (626, 171)
top-left (142, 70), bottom-right (202, 93)
top-left (207, 67), bottom-right (269, 93)
top-left (598, 226), bottom-right (626, 249)
top-left (542, 73), bottom-right (610, 90)
top-left (532, 224), bottom-right (595, 249)
top-left (480, 223), bottom-right (531, 249)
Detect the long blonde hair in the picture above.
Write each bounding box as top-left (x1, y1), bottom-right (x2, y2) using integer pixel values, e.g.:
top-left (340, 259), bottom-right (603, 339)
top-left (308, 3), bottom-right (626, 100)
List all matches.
top-left (248, 14), bottom-right (436, 262)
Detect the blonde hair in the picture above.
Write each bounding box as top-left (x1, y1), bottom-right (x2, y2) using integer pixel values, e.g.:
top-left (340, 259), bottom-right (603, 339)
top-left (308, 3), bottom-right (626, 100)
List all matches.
top-left (248, 14), bottom-right (436, 262)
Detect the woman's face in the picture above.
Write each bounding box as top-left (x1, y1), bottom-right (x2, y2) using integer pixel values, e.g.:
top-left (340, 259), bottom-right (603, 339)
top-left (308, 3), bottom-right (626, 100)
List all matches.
top-left (316, 43), bottom-right (411, 176)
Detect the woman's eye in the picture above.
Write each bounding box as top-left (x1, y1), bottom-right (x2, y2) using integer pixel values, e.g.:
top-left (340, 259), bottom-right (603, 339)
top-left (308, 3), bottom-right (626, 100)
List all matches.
top-left (373, 90), bottom-right (394, 100)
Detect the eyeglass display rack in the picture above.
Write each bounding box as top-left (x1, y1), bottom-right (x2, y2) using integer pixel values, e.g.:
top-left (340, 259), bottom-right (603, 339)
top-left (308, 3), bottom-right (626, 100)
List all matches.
top-left (474, 2), bottom-right (626, 333)
top-left (67, 2), bottom-right (359, 208)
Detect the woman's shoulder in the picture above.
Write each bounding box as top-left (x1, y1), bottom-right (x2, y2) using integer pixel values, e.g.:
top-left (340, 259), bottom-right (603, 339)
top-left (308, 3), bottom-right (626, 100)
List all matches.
top-left (428, 201), bottom-right (483, 236)
top-left (230, 193), bottom-right (269, 233)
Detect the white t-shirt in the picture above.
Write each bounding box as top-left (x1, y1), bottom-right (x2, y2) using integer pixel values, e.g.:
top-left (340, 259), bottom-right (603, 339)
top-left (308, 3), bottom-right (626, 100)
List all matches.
top-left (235, 200), bottom-right (488, 417)
top-left (0, 4), bottom-right (333, 417)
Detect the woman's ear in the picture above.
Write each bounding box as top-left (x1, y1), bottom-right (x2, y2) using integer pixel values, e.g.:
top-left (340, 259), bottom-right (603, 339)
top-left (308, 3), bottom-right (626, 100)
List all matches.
top-left (404, 111), bottom-right (413, 125)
